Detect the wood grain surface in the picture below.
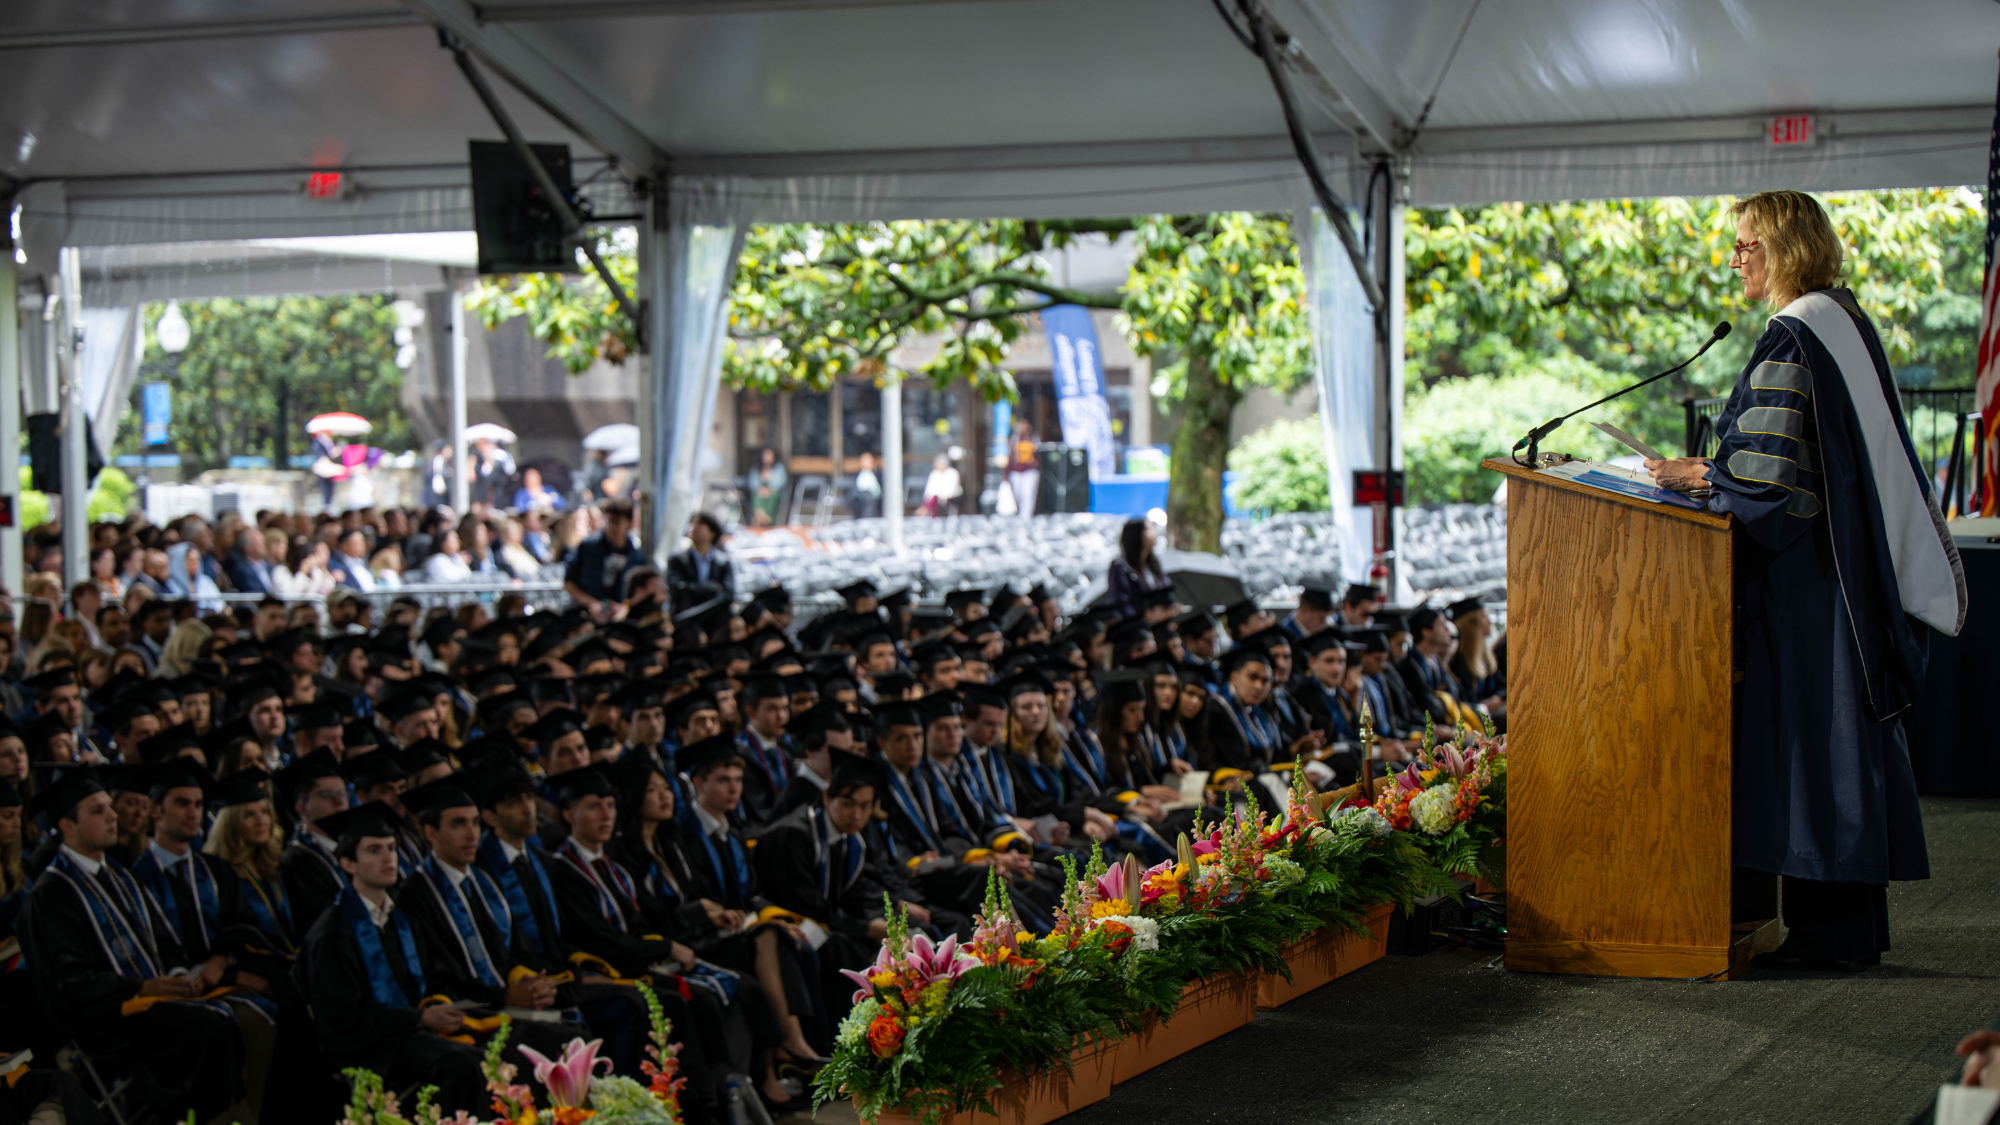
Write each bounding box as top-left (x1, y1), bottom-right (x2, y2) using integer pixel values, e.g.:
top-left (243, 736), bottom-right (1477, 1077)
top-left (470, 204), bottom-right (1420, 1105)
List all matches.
top-left (1484, 458), bottom-right (1732, 529)
top-left (1493, 461), bottom-right (1737, 979)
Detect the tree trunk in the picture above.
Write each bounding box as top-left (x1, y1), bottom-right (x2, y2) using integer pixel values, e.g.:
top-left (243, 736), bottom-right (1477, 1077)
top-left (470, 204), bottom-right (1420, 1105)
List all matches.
top-left (1167, 351), bottom-right (1239, 553)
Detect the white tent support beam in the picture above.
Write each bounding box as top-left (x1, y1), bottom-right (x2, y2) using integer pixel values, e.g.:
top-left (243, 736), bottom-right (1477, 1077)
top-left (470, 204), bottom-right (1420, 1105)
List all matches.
top-left (882, 371), bottom-right (904, 554)
top-left (0, 240), bottom-right (20, 597)
top-left (57, 248), bottom-right (88, 591)
top-left (402, 0), bottom-right (667, 177)
top-left (1256, 0), bottom-right (1409, 155)
top-left (449, 272), bottom-right (471, 516)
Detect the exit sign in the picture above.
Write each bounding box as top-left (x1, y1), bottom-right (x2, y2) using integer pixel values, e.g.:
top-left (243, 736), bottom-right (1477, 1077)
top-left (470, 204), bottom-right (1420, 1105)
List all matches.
top-left (306, 171), bottom-right (344, 199)
top-left (1353, 470), bottom-right (1404, 505)
top-left (1769, 114), bottom-right (1816, 146)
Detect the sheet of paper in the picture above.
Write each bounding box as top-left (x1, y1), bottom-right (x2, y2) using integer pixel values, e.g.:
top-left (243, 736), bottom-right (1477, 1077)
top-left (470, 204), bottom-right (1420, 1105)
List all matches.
top-left (1537, 459), bottom-right (1705, 510)
top-left (1588, 421), bottom-right (1668, 461)
top-left (1935, 1084), bottom-right (2000, 1125)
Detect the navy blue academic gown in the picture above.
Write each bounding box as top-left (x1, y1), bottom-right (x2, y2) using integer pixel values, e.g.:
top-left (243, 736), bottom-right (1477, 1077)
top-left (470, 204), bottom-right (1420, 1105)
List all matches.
top-left (1706, 289), bottom-right (1938, 887)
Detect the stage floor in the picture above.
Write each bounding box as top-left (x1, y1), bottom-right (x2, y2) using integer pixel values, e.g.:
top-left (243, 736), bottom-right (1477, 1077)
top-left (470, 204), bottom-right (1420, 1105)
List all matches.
top-left (807, 795), bottom-right (2000, 1125)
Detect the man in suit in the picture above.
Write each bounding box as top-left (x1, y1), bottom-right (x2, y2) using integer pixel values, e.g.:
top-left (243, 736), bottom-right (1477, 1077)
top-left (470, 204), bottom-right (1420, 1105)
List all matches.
top-left (223, 529), bottom-right (277, 595)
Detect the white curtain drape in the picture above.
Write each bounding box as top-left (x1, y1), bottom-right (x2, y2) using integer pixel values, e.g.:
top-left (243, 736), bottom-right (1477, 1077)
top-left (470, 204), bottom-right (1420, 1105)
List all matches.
top-left (1296, 205), bottom-right (1378, 587)
top-left (645, 200), bottom-right (744, 562)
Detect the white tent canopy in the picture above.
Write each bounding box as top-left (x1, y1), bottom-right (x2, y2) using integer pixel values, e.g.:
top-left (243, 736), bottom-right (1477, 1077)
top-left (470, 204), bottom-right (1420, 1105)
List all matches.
top-left (2, 0), bottom-right (1992, 591)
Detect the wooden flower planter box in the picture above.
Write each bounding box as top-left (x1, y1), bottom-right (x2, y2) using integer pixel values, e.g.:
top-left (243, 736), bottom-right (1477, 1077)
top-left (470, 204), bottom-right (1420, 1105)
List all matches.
top-left (1109, 971), bottom-right (1258, 1085)
top-left (860, 1034), bottom-right (1119, 1125)
top-left (1256, 903), bottom-right (1394, 1010)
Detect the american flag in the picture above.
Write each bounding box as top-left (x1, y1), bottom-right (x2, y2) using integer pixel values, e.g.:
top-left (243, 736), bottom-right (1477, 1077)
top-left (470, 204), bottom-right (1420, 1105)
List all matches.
top-left (1978, 56), bottom-right (2000, 515)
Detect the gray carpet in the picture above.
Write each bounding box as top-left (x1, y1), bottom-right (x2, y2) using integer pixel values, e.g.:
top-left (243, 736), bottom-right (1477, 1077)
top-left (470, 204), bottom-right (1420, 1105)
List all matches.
top-left (1050, 796), bottom-right (2000, 1125)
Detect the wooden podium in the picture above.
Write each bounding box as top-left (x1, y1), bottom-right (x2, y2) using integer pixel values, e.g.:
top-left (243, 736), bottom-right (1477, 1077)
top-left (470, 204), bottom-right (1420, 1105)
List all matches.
top-left (1484, 458), bottom-right (1779, 980)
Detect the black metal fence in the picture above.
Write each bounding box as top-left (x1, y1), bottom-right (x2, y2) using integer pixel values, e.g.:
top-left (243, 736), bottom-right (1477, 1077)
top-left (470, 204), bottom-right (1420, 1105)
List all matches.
top-left (1682, 389), bottom-right (1985, 516)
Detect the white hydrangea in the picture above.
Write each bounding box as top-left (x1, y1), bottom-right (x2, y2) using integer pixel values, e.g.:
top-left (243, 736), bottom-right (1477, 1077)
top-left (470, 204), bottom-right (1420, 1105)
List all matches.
top-left (1333, 804), bottom-right (1393, 838)
top-left (1261, 854), bottom-right (1306, 889)
top-left (837, 998), bottom-right (881, 1049)
top-left (1097, 915), bottom-right (1160, 952)
top-left (1410, 784), bottom-right (1459, 836)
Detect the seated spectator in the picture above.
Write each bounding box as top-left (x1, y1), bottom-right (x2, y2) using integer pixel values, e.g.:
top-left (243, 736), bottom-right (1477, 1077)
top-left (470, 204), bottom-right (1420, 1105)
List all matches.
top-left (423, 529), bottom-right (473, 583)
top-left (512, 465), bottom-right (566, 512)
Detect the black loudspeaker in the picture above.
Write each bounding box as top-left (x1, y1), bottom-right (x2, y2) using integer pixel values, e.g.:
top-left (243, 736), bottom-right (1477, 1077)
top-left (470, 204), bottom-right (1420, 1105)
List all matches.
top-left (27, 413), bottom-right (103, 494)
top-left (1036, 445), bottom-right (1091, 514)
top-left (469, 140), bottom-right (576, 275)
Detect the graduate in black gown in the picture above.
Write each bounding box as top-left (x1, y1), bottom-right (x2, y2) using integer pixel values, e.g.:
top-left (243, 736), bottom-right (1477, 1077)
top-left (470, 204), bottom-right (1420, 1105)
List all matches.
top-left (19, 770), bottom-right (254, 1122)
top-left (278, 754), bottom-right (350, 936)
top-left (1642, 192), bottom-right (1969, 970)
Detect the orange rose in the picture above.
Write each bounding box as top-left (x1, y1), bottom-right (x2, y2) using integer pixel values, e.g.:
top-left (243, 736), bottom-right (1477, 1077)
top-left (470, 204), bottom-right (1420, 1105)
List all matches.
top-left (867, 1013), bottom-right (906, 1058)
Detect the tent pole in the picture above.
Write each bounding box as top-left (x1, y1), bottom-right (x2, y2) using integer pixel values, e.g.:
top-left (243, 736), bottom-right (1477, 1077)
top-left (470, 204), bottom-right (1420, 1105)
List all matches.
top-left (57, 247), bottom-right (89, 591)
top-left (0, 236), bottom-right (21, 597)
top-left (882, 370), bottom-right (903, 555)
top-left (449, 273), bottom-right (470, 515)
top-left (641, 189), bottom-right (673, 564)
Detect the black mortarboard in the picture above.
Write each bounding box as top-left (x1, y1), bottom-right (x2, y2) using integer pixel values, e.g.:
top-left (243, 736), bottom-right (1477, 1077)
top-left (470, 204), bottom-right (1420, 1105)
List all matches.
top-left (24, 668), bottom-right (77, 693)
top-left (277, 752), bottom-right (345, 804)
top-left (378, 689), bottom-right (435, 723)
top-left (677, 734), bottom-right (744, 778)
top-left (218, 640), bottom-right (266, 668)
top-left (1141, 586), bottom-right (1178, 609)
top-left (528, 711), bottom-right (583, 749)
top-left (1408, 605), bottom-right (1442, 636)
top-left (401, 774), bottom-right (477, 819)
top-left (26, 767), bottom-right (104, 822)
top-left (1301, 628), bottom-right (1349, 656)
top-left (612, 680), bottom-right (664, 714)
top-left (466, 760), bottom-right (538, 808)
top-left (315, 801), bottom-right (402, 848)
top-left (1096, 667), bottom-right (1150, 707)
top-left (835, 579), bottom-right (879, 604)
top-left (530, 678), bottom-right (575, 707)
top-left (665, 691), bottom-right (721, 731)
top-left (1352, 628), bottom-right (1389, 654)
top-left (1172, 607), bottom-right (1217, 635)
top-left (1344, 583), bottom-right (1384, 604)
top-left (828, 754), bottom-right (885, 797)
top-left (1446, 596), bottom-right (1487, 621)
top-left (916, 692), bottom-right (962, 725)
top-left (0, 783), bottom-right (17, 809)
top-left (344, 751), bottom-right (408, 789)
top-left (878, 587), bottom-right (912, 610)
top-left (401, 737), bottom-right (453, 774)
top-left (549, 762), bottom-right (618, 805)
top-left (871, 703), bottom-right (922, 732)
top-left (997, 670), bottom-right (1053, 700)
top-left (213, 767), bottom-right (274, 809)
top-left (738, 672), bottom-right (788, 704)
top-left (1107, 620), bottom-right (1154, 657)
top-left (138, 725), bottom-right (204, 765)
top-left (24, 712), bottom-right (72, 759)
top-left (146, 761), bottom-right (212, 802)
top-left (788, 704), bottom-right (851, 738)
top-left (1371, 611), bottom-right (1409, 635)
top-left (343, 720), bottom-right (380, 752)
top-left (1298, 583), bottom-right (1336, 611)
top-left (103, 697), bottom-right (158, 733)
top-left (961, 684), bottom-right (1006, 713)
top-left (1218, 644), bottom-right (1273, 673)
top-left (871, 669), bottom-right (916, 699)
top-left (942, 588), bottom-right (984, 609)
top-left (288, 701), bottom-right (344, 731)
top-left (1223, 600), bottom-right (1265, 630)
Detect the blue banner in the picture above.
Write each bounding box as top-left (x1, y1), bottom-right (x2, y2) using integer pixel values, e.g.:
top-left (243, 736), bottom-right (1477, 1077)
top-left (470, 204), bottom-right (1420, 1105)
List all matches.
top-left (1037, 304), bottom-right (1116, 480)
top-left (142, 382), bottom-right (171, 446)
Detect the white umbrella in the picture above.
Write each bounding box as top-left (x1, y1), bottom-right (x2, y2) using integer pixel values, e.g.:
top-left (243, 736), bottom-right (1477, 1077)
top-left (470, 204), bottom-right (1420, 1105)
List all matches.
top-left (582, 423), bottom-right (639, 451)
top-left (606, 442), bottom-right (640, 468)
top-left (462, 423), bottom-right (517, 444)
top-left (305, 412), bottom-right (371, 436)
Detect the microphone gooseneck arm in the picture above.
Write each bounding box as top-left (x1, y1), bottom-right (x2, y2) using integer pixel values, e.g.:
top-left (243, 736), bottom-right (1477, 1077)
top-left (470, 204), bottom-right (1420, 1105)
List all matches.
top-left (1512, 322), bottom-right (1733, 465)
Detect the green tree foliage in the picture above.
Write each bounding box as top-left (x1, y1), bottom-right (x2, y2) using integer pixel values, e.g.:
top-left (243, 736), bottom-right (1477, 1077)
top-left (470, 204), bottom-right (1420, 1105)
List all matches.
top-left (1404, 189), bottom-right (1982, 501)
top-left (1226, 416), bottom-right (1328, 515)
top-left (19, 466), bottom-right (138, 530)
top-left (116, 296), bottom-right (411, 474)
top-left (466, 229), bottom-right (639, 374)
top-left (1121, 213), bottom-right (1311, 551)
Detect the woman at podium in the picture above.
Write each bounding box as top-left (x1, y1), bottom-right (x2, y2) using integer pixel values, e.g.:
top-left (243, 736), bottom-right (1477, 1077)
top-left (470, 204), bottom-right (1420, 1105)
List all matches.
top-left (1644, 191), bottom-right (1967, 972)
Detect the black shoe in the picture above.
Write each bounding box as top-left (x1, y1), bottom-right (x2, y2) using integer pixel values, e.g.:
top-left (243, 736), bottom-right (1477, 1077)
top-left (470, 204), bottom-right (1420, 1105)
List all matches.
top-left (1751, 949), bottom-right (1872, 973)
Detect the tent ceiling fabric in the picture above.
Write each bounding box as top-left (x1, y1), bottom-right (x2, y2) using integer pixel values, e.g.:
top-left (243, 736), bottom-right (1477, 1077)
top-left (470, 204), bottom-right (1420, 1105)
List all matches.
top-left (1, 0), bottom-right (1993, 244)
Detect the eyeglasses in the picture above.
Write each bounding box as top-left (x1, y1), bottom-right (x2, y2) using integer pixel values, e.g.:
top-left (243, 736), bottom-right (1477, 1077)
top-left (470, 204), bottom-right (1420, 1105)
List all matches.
top-left (1730, 239), bottom-right (1762, 264)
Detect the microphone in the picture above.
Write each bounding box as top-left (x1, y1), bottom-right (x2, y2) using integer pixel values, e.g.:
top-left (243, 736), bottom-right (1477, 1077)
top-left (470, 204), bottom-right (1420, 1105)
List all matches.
top-left (1513, 322), bottom-right (1732, 466)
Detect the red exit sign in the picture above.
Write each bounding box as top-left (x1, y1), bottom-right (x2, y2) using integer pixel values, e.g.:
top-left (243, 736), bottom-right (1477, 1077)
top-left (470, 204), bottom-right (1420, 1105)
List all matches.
top-left (306, 171), bottom-right (344, 199)
top-left (1769, 114), bottom-right (1816, 146)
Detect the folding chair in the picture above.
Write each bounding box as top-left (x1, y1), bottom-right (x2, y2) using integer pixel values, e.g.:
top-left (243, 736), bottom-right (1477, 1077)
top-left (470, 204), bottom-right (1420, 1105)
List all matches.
top-left (62, 1041), bottom-right (147, 1125)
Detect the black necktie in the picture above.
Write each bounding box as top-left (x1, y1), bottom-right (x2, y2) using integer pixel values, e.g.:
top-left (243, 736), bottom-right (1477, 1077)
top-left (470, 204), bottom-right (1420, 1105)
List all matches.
top-left (590, 858), bottom-right (632, 924)
top-left (713, 832), bottom-right (741, 904)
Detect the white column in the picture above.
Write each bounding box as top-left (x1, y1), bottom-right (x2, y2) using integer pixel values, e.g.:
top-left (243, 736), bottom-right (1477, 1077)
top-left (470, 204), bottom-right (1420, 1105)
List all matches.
top-left (57, 247), bottom-right (88, 590)
top-left (1384, 199), bottom-right (1410, 604)
top-left (449, 274), bottom-right (470, 515)
top-left (0, 249), bottom-right (21, 595)
top-left (882, 370), bottom-right (903, 553)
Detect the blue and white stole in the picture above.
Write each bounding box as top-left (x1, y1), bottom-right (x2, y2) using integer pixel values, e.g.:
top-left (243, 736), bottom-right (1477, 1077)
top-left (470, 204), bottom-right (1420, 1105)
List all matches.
top-left (1159, 723), bottom-right (1188, 766)
top-left (475, 833), bottom-right (559, 960)
top-left (1217, 684), bottom-right (1279, 758)
top-left (337, 884), bottom-right (423, 1007)
top-left (130, 846), bottom-right (221, 954)
top-left (965, 740), bottom-right (1016, 816)
top-left (737, 729), bottom-right (792, 796)
top-left (1360, 675), bottom-right (1393, 735)
top-left (918, 758), bottom-right (976, 839)
top-left (810, 806), bottom-right (865, 903)
top-left (48, 850), bottom-right (164, 981)
top-left (1059, 729), bottom-right (1106, 797)
top-left (693, 821), bottom-right (753, 908)
top-left (236, 867), bottom-right (296, 953)
top-left (555, 838), bottom-right (641, 933)
top-left (882, 761), bottom-right (945, 852)
top-left (417, 855), bottom-right (504, 989)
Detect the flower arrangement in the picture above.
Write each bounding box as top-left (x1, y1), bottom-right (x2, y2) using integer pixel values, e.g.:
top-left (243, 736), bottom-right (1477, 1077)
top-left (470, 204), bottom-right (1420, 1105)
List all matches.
top-left (336, 986), bottom-right (685, 1125)
top-left (818, 772), bottom-right (1449, 1124)
top-left (1368, 716), bottom-right (1508, 885)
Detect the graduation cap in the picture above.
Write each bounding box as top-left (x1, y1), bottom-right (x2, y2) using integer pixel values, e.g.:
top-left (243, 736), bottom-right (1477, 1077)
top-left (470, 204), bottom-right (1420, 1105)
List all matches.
top-left (24, 668), bottom-right (77, 694)
top-left (916, 692), bottom-right (962, 726)
top-left (276, 752), bottom-right (345, 805)
top-left (665, 691), bottom-right (721, 732)
top-left (400, 774), bottom-right (477, 821)
top-left (999, 604), bottom-right (1037, 639)
top-left (1095, 667), bottom-right (1151, 707)
top-left (611, 680), bottom-right (664, 714)
top-left (465, 760), bottom-right (538, 808)
top-left (1343, 583), bottom-right (1385, 605)
top-left (168, 672), bottom-right (220, 699)
top-left (942, 588), bottom-right (984, 610)
top-left (344, 751), bottom-right (408, 790)
top-left (528, 711), bottom-right (583, 749)
top-left (217, 640), bottom-right (267, 668)
top-left (997, 669), bottom-right (1053, 700)
top-left (1371, 611), bottom-right (1409, 636)
top-left (0, 782), bottom-right (17, 809)
top-left (572, 675), bottom-right (619, 707)
top-left (400, 737), bottom-right (453, 775)
top-left (1446, 596), bottom-right (1487, 621)
top-left (1350, 628), bottom-right (1390, 654)
top-left (102, 697), bottom-right (159, 734)
top-left (288, 701), bottom-right (344, 732)
top-left (1141, 586), bottom-right (1179, 610)
top-left (313, 801), bottom-right (402, 849)
top-left (909, 641), bottom-right (958, 673)
top-left (146, 760), bottom-right (213, 802)
top-left (529, 678), bottom-right (575, 707)
top-left (851, 630), bottom-right (895, 655)
top-left (228, 674), bottom-right (285, 713)
top-left (1027, 583), bottom-right (1054, 606)
top-left (548, 761), bottom-right (619, 805)
top-left (1107, 620), bottom-right (1156, 659)
top-left (271, 627), bottom-right (324, 656)
top-left (378, 689), bottom-right (436, 724)
top-left (738, 672), bottom-right (789, 705)
top-left (1172, 607), bottom-right (1217, 636)
top-left (961, 618), bottom-right (1002, 642)
top-left (26, 766), bottom-right (105, 822)
top-left (343, 720), bottom-right (380, 753)
top-left (1408, 605), bottom-right (1442, 636)
top-left (871, 703), bottom-right (923, 732)
top-left (828, 754), bottom-right (886, 797)
top-left (470, 668), bottom-right (517, 697)
top-left (834, 579), bottom-right (879, 605)
top-left (582, 724), bottom-right (621, 754)
top-left (788, 704), bottom-right (851, 739)
top-left (871, 669), bottom-right (916, 699)
top-left (751, 585), bottom-right (792, 610)
top-left (677, 734), bottom-right (745, 779)
top-left (1300, 628), bottom-right (1350, 656)
top-left (877, 587), bottom-right (913, 611)
top-left (1298, 583), bottom-right (1337, 611)
top-left (138, 725), bottom-right (204, 765)
top-left (213, 767), bottom-right (274, 809)
top-left (1222, 600), bottom-right (1267, 631)
top-left (1218, 644), bottom-right (1274, 673)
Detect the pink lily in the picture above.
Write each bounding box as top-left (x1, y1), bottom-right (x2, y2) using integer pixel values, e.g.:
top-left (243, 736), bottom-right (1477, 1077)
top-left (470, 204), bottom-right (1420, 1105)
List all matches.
top-left (1093, 866), bottom-right (1125, 904)
top-left (839, 941), bottom-right (900, 1004)
top-left (1395, 764), bottom-right (1425, 793)
top-left (517, 1037), bottom-right (612, 1109)
top-left (1440, 745), bottom-right (1469, 779)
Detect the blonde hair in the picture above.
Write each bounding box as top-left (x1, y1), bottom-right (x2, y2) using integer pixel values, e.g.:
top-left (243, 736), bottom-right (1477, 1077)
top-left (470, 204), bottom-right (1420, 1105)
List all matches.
top-left (203, 799), bottom-right (286, 881)
top-left (155, 618), bottom-right (213, 679)
top-left (1004, 703), bottom-right (1064, 769)
top-left (1731, 191), bottom-right (1844, 306)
